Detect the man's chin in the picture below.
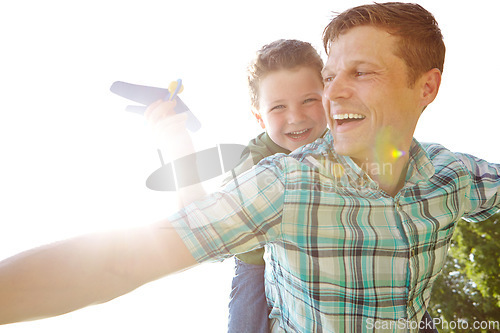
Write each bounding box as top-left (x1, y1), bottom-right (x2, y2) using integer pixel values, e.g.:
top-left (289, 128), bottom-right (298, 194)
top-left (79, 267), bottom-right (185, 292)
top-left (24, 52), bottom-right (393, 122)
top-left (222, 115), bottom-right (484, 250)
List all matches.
top-left (332, 141), bottom-right (362, 159)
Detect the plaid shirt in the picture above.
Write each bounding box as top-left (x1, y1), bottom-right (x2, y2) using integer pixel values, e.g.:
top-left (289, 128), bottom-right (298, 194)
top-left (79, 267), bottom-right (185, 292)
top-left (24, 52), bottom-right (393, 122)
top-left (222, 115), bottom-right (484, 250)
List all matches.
top-left (169, 132), bottom-right (500, 332)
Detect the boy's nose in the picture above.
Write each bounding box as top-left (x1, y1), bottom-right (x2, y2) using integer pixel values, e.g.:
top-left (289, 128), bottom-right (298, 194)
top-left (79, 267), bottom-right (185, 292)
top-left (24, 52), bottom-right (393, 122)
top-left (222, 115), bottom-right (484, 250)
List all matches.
top-left (287, 107), bottom-right (307, 124)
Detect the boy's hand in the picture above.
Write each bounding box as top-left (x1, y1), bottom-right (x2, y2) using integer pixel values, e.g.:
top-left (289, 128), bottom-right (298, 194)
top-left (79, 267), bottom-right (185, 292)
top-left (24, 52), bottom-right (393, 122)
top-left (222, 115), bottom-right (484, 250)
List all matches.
top-left (144, 100), bottom-right (207, 207)
top-left (144, 99), bottom-right (194, 159)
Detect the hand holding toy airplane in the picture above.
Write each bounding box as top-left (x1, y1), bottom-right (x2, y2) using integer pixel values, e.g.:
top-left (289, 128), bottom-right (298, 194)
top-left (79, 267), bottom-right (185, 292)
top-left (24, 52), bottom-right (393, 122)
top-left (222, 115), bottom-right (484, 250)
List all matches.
top-left (110, 79), bottom-right (201, 132)
top-left (110, 79), bottom-right (245, 191)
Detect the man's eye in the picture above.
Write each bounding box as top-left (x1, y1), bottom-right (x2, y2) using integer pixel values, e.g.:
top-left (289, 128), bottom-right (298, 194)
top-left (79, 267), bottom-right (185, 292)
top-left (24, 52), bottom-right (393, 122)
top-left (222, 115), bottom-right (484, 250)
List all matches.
top-left (355, 71), bottom-right (372, 77)
top-left (323, 76), bottom-right (334, 83)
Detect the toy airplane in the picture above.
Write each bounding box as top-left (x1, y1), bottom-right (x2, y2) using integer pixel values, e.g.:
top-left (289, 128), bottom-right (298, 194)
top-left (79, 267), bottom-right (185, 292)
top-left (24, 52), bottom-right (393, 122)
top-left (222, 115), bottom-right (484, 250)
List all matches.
top-left (110, 79), bottom-right (201, 132)
top-left (110, 79), bottom-right (246, 191)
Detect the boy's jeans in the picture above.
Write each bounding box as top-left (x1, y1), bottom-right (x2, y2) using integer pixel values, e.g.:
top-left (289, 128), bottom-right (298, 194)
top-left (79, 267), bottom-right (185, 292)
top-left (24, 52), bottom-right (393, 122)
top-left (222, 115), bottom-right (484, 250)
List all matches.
top-left (227, 258), bottom-right (268, 333)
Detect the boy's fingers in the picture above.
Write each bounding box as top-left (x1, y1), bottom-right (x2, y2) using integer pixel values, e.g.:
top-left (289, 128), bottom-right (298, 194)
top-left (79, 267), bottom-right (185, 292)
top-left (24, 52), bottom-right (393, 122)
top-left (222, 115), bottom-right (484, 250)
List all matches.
top-left (166, 99), bottom-right (177, 112)
top-left (146, 100), bottom-right (178, 124)
top-left (152, 113), bottom-right (188, 138)
top-left (154, 113), bottom-right (189, 133)
top-left (144, 99), bottom-right (163, 118)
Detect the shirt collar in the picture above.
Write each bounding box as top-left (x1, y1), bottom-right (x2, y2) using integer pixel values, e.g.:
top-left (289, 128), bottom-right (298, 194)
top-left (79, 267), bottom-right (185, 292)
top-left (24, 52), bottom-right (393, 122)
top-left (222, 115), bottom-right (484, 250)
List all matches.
top-left (322, 131), bottom-right (435, 189)
top-left (405, 138), bottom-right (435, 185)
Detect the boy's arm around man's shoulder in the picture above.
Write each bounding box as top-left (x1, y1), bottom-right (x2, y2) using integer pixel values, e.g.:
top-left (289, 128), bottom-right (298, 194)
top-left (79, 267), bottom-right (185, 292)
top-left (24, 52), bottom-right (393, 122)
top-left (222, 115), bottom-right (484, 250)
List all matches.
top-left (0, 219), bottom-right (196, 325)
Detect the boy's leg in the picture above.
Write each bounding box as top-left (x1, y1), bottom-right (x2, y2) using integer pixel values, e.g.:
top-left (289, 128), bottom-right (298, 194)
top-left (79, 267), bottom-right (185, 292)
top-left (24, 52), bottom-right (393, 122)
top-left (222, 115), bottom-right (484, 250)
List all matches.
top-left (227, 255), bottom-right (268, 333)
top-left (419, 310), bottom-right (438, 333)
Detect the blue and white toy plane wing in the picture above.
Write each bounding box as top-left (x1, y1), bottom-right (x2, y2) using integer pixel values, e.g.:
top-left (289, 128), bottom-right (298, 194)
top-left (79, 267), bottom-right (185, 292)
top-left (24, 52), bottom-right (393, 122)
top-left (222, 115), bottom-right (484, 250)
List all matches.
top-left (110, 80), bottom-right (201, 132)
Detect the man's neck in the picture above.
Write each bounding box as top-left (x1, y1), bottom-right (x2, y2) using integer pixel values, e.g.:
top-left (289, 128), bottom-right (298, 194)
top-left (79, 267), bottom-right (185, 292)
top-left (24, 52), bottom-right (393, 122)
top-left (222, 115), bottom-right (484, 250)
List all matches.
top-left (353, 153), bottom-right (409, 198)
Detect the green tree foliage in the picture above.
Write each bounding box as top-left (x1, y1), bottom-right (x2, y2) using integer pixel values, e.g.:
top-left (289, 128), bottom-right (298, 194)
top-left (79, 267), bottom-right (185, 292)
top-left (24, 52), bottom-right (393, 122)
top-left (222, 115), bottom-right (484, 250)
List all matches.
top-left (428, 212), bottom-right (500, 333)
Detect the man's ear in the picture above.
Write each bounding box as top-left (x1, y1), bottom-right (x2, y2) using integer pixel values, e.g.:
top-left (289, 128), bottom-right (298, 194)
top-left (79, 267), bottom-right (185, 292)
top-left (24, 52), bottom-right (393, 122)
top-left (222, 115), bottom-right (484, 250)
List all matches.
top-left (251, 108), bottom-right (266, 129)
top-left (419, 68), bottom-right (442, 109)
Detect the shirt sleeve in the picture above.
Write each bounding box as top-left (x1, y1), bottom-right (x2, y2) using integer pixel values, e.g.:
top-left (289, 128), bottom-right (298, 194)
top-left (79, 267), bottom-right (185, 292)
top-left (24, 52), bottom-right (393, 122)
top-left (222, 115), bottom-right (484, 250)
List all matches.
top-left (457, 152), bottom-right (500, 222)
top-left (168, 157), bottom-right (287, 263)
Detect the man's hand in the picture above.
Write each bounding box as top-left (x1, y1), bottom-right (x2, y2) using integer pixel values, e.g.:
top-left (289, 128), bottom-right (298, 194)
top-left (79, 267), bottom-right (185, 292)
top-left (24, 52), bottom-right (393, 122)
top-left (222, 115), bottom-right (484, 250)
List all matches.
top-left (0, 219), bottom-right (197, 324)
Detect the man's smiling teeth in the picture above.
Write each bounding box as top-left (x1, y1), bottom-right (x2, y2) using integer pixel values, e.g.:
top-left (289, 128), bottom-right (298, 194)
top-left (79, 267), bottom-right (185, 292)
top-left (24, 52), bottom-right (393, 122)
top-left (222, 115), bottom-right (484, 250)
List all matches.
top-left (332, 113), bottom-right (365, 120)
top-left (288, 129), bottom-right (309, 135)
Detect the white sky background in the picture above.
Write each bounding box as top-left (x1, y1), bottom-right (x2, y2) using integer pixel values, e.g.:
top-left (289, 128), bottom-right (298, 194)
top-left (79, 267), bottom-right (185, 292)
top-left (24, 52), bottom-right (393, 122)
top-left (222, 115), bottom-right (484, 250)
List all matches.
top-left (0, 0), bottom-right (498, 332)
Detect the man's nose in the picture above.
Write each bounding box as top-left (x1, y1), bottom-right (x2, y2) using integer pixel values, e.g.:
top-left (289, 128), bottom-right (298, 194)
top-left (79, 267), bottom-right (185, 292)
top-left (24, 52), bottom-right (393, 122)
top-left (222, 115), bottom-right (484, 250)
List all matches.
top-left (323, 74), bottom-right (352, 102)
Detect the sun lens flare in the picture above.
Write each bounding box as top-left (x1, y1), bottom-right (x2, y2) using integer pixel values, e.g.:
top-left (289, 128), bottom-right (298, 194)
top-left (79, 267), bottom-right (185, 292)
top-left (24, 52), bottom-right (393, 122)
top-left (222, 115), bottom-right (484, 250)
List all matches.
top-left (391, 149), bottom-right (405, 159)
top-left (374, 128), bottom-right (406, 162)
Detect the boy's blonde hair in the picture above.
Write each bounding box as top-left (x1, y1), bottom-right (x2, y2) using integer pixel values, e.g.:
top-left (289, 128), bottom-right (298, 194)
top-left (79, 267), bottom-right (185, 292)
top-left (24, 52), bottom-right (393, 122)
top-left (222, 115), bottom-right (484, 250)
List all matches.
top-left (323, 2), bottom-right (445, 87)
top-left (248, 39), bottom-right (324, 110)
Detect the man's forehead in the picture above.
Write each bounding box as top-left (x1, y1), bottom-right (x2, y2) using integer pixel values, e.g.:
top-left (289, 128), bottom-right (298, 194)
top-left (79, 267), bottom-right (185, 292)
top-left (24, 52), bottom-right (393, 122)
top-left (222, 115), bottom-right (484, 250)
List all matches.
top-left (323, 27), bottom-right (398, 70)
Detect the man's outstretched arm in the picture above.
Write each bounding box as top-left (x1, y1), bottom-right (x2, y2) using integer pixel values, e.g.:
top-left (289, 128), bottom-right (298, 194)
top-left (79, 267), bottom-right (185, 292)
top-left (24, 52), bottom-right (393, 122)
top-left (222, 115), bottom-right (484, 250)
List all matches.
top-left (0, 219), bottom-right (197, 325)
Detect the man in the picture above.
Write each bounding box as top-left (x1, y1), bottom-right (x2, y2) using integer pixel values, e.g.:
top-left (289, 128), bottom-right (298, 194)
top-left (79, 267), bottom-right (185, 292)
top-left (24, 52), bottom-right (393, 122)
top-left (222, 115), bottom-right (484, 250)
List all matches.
top-left (0, 3), bottom-right (498, 332)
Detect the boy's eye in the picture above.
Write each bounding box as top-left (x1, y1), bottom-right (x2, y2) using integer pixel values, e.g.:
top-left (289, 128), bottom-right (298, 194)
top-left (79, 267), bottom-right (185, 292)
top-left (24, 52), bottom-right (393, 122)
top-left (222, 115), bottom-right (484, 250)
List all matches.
top-left (303, 98), bottom-right (318, 104)
top-left (270, 105), bottom-right (285, 111)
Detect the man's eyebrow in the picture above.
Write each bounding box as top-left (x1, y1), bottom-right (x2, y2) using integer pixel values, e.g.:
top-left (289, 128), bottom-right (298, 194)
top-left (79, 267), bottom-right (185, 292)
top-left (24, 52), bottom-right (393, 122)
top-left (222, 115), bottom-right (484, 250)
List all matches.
top-left (322, 60), bottom-right (380, 77)
top-left (321, 67), bottom-right (331, 77)
top-left (349, 60), bottom-right (380, 68)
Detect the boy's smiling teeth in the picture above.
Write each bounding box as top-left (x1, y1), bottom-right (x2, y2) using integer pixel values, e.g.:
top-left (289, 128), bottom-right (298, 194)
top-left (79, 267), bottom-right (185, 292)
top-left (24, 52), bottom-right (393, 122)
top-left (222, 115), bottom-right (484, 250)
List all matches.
top-left (287, 129), bottom-right (309, 135)
top-left (332, 113), bottom-right (365, 120)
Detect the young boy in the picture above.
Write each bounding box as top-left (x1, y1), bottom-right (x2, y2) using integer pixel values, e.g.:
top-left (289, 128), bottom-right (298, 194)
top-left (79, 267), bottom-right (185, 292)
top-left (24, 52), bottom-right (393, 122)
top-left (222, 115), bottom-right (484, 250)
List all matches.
top-left (224, 39), bottom-right (327, 333)
top-left (146, 39), bottom-right (328, 333)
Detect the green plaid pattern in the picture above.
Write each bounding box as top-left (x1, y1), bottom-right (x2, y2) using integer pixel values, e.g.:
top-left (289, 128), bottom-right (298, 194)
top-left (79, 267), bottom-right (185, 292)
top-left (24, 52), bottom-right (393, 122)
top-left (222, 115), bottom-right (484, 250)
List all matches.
top-left (169, 132), bottom-right (500, 332)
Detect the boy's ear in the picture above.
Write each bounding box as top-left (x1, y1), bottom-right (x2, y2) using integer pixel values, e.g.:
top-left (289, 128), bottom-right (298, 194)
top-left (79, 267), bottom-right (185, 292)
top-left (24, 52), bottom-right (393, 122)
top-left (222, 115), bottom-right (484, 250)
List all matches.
top-left (419, 68), bottom-right (441, 109)
top-left (251, 108), bottom-right (266, 129)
